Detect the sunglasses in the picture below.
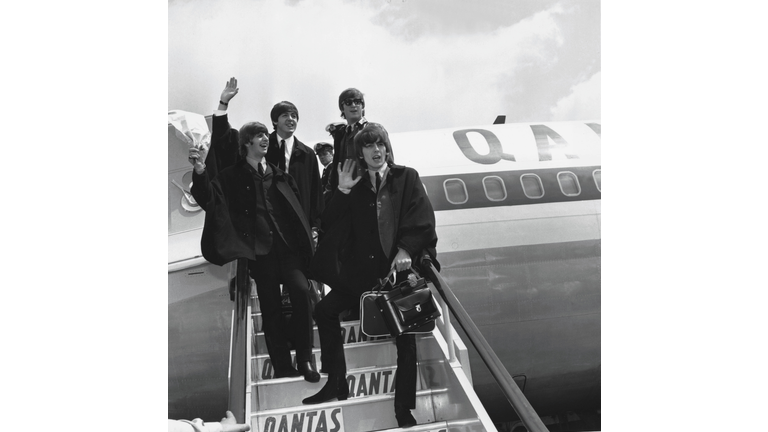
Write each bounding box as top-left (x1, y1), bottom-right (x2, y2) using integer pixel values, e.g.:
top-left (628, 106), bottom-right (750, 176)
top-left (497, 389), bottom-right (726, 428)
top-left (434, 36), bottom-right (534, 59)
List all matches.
top-left (342, 98), bottom-right (364, 107)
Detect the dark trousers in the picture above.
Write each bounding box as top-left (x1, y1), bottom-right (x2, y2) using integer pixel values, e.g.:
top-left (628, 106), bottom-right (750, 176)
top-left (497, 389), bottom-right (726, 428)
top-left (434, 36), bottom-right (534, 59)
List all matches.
top-left (248, 235), bottom-right (314, 372)
top-left (314, 289), bottom-right (417, 409)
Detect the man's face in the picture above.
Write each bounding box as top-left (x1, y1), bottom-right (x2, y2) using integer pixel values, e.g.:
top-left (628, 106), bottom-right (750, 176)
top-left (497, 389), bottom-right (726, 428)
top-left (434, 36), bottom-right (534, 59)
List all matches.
top-left (247, 132), bottom-right (270, 158)
top-left (275, 111), bottom-right (298, 137)
top-left (318, 149), bottom-right (333, 167)
top-left (361, 141), bottom-right (387, 171)
top-left (342, 98), bottom-right (363, 124)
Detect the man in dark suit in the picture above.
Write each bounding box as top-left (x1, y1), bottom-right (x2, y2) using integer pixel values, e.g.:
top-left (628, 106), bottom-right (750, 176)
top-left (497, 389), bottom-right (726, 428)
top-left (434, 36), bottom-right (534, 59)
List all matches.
top-left (188, 120), bottom-right (320, 383)
top-left (210, 78), bottom-right (323, 236)
top-left (265, 101), bottom-right (323, 232)
top-left (314, 142), bottom-right (333, 191)
top-left (323, 88), bottom-right (369, 206)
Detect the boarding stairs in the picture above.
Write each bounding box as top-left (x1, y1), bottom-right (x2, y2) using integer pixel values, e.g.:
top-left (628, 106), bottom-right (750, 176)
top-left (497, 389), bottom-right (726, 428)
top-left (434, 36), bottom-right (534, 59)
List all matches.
top-left (240, 280), bottom-right (499, 432)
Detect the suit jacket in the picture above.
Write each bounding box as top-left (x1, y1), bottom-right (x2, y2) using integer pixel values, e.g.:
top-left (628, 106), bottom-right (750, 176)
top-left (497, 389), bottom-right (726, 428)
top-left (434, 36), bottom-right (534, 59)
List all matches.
top-left (191, 159), bottom-right (314, 267)
top-left (320, 164), bottom-right (331, 190)
top-left (266, 132), bottom-right (323, 229)
top-left (311, 164), bottom-right (439, 296)
top-left (323, 119), bottom-right (368, 206)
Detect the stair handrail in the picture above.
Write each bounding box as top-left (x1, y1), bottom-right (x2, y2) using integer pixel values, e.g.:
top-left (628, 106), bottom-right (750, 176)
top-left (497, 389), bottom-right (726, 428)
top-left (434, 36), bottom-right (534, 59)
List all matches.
top-left (422, 258), bottom-right (549, 432)
top-left (227, 258), bottom-right (251, 424)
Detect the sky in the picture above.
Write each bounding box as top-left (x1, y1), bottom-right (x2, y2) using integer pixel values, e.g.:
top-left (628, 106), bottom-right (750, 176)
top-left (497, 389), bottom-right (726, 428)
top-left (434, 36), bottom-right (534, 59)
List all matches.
top-left (168, 0), bottom-right (601, 143)
top-left (8, 2), bottom-right (768, 431)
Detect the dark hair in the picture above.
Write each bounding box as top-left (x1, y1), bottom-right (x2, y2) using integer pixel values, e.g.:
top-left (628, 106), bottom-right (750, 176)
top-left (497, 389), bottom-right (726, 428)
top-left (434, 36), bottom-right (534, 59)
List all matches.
top-left (338, 88), bottom-right (365, 119)
top-left (238, 122), bottom-right (269, 157)
top-left (270, 101), bottom-right (299, 128)
top-left (352, 122), bottom-right (395, 165)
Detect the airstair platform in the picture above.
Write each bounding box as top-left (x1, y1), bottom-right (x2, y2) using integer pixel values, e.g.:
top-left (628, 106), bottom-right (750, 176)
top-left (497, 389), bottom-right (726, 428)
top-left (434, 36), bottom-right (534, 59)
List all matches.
top-left (241, 284), bottom-right (498, 432)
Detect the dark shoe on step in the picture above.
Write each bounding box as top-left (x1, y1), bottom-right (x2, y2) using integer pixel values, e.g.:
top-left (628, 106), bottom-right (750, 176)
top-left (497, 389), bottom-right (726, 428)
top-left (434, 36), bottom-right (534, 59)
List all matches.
top-left (395, 406), bottom-right (417, 428)
top-left (298, 361), bottom-right (321, 383)
top-left (302, 376), bottom-right (349, 404)
top-left (273, 366), bottom-right (301, 379)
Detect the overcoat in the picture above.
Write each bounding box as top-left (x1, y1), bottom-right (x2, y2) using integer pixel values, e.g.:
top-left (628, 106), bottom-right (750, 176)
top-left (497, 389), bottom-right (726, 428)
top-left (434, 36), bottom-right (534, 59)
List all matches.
top-left (191, 159), bottom-right (314, 267)
top-left (203, 113), bottom-right (322, 229)
top-left (204, 113), bottom-right (241, 180)
top-left (311, 164), bottom-right (439, 296)
top-left (266, 132), bottom-right (323, 229)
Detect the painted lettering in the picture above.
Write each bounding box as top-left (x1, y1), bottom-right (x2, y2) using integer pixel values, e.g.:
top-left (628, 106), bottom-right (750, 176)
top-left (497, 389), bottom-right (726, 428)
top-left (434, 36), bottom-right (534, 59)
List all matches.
top-left (356, 374), bottom-right (367, 396)
top-left (346, 326), bottom-right (357, 344)
top-left (315, 411), bottom-right (327, 432)
top-left (530, 125), bottom-right (577, 161)
top-left (330, 408), bottom-right (342, 432)
top-left (369, 370), bottom-right (381, 395)
top-left (305, 411), bottom-right (317, 431)
top-left (277, 415), bottom-right (289, 432)
top-left (262, 408), bottom-right (344, 432)
top-left (453, 129), bottom-right (515, 165)
top-left (382, 370), bottom-right (393, 393)
top-left (290, 413), bottom-right (305, 432)
top-left (585, 122), bottom-right (601, 137)
top-left (263, 417), bottom-right (275, 432)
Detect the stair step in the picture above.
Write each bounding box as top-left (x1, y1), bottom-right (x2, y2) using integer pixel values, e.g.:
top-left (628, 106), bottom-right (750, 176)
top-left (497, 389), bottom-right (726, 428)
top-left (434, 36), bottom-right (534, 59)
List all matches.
top-left (251, 388), bottom-right (447, 432)
top-left (252, 319), bottom-right (392, 355)
top-left (253, 363), bottom-right (439, 411)
top-left (376, 418), bottom-right (484, 432)
top-left (251, 334), bottom-right (442, 382)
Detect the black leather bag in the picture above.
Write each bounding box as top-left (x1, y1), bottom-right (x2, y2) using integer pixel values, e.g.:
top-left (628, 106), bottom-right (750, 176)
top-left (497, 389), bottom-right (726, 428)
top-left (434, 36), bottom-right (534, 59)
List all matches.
top-left (362, 269), bottom-right (441, 337)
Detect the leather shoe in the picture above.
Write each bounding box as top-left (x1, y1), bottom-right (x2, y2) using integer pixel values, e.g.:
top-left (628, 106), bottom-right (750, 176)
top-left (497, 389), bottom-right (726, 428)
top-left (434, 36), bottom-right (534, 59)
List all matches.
top-left (298, 361), bottom-right (321, 383)
top-left (302, 375), bottom-right (349, 404)
top-left (395, 406), bottom-right (417, 428)
top-left (273, 366), bottom-right (301, 379)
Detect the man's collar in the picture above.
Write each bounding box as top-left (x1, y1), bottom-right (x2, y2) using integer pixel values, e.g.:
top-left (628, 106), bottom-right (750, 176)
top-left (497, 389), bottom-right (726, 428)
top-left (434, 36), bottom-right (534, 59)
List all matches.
top-left (245, 156), bottom-right (267, 171)
top-left (275, 133), bottom-right (295, 145)
top-left (368, 164), bottom-right (389, 183)
top-left (346, 117), bottom-right (367, 132)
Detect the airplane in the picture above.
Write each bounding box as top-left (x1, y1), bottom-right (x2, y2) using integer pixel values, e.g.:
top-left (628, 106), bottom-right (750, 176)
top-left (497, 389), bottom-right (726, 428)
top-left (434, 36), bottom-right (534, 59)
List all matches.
top-left (168, 115), bottom-right (601, 430)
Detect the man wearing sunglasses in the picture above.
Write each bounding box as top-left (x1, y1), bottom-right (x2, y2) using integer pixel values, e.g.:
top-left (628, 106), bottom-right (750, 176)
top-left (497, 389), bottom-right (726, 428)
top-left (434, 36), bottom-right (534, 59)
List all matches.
top-left (323, 88), bottom-right (369, 205)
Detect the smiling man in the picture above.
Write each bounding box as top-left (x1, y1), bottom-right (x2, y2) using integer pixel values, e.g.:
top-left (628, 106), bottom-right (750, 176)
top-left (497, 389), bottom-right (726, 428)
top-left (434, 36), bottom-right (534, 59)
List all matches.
top-left (266, 101), bottom-right (323, 231)
top-left (199, 77), bottom-right (322, 384)
top-left (188, 119), bottom-right (320, 384)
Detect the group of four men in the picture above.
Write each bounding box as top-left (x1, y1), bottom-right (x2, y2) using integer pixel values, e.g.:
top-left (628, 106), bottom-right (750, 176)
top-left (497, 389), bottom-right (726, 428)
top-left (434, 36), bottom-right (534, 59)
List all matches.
top-left (188, 78), bottom-right (436, 428)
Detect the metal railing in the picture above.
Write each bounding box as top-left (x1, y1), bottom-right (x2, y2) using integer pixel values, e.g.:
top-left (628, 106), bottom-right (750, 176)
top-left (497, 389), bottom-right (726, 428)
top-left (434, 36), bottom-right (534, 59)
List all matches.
top-left (422, 259), bottom-right (549, 432)
top-left (228, 258), bottom-right (251, 424)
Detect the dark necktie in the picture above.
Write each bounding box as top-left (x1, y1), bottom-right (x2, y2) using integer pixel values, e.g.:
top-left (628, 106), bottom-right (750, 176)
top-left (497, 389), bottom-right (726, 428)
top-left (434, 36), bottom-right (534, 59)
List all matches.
top-left (278, 139), bottom-right (287, 171)
top-left (258, 162), bottom-right (264, 177)
top-left (375, 172), bottom-right (381, 193)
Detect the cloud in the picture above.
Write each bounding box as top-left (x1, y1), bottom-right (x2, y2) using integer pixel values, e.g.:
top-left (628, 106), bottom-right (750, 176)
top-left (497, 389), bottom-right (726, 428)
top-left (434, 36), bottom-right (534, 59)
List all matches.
top-left (550, 71), bottom-right (601, 121)
top-left (169, 0), bottom-right (600, 142)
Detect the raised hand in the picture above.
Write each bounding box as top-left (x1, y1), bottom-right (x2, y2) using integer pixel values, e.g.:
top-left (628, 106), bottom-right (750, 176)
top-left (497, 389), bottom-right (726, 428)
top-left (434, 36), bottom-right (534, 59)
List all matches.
top-left (220, 77), bottom-right (239, 105)
top-left (188, 145), bottom-right (209, 172)
top-left (337, 159), bottom-right (362, 190)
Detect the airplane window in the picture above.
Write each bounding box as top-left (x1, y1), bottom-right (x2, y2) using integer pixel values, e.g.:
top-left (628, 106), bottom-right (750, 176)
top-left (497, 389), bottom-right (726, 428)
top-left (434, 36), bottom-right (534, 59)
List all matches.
top-left (593, 169), bottom-right (601, 192)
top-left (482, 176), bottom-right (506, 201)
top-left (443, 179), bottom-right (468, 205)
top-left (520, 174), bottom-right (544, 199)
top-left (557, 171), bottom-right (581, 197)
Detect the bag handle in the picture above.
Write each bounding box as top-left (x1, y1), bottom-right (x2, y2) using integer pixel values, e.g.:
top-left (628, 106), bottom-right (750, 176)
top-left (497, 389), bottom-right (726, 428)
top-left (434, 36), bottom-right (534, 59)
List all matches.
top-left (374, 267), bottom-right (396, 294)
